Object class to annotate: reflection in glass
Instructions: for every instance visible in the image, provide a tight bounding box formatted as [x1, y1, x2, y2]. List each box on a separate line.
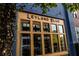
[33, 22, 41, 32]
[51, 24, 57, 32]
[58, 25, 63, 33]
[21, 21, 30, 31]
[43, 23, 50, 32]
[34, 34, 42, 55]
[21, 34, 31, 56]
[53, 34, 60, 52]
[59, 35, 66, 51]
[44, 34, 52, 54]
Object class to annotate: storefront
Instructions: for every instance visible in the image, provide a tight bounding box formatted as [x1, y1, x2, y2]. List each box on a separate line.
[16, 11, 68, 56]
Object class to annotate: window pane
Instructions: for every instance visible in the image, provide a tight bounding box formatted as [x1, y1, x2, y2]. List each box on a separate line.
[21, 21, 30, 31]
[59, 35, 66, 51]
[34, 34, 42, 55]
[44, 34, 52, 54]
[43, 23, 50, 32]
[22, 46, 30, 56]
[53, 34, 60, 52]
[58, 25, 63, 33]
[51, 24, 57, 32]
[33, 22, 41, 32]
[21, 34, 31, 56]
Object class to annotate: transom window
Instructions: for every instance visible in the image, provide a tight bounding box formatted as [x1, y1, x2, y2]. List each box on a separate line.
[21, 21, 30, 31]
[51, 24, 57, 33]
[33, 22, 41, 32]
[43, 23, 50, 32]
[58, 25, 64, 33]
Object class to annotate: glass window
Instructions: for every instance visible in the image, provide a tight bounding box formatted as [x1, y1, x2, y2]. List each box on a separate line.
[43, 23, 50, 32]
[53, 34, 60, 52]
[73, 11, 77, 18]
[58, 25, 63, 33]
[33, 22, 41, 32]
[59, 35, 66, 51]
[77, 31, 79, 38]
[21, 21, 30, 31]
[21, 34, 31, 56]
[34, 34, 42, 55]
[44, 34, 52, 54]
[51, 24, 57, 32]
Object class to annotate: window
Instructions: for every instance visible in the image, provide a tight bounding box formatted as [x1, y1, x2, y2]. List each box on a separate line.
[21, 21, 30, 31]
[44, 34, 52, 54]
[53, 34, 60, 52]
[43, 23, 50, 32]
[18, 13, 68, 56]
[34, 34, 42, 55]
[51, 24, 57, 33]
[59, 35, 66, 51]
[73, 11, 77, 18]
[33, 22, 41, 32]
[21, 34, 31, 56]
[77, 31, 79, 38]
[58, 25, 63, 33]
